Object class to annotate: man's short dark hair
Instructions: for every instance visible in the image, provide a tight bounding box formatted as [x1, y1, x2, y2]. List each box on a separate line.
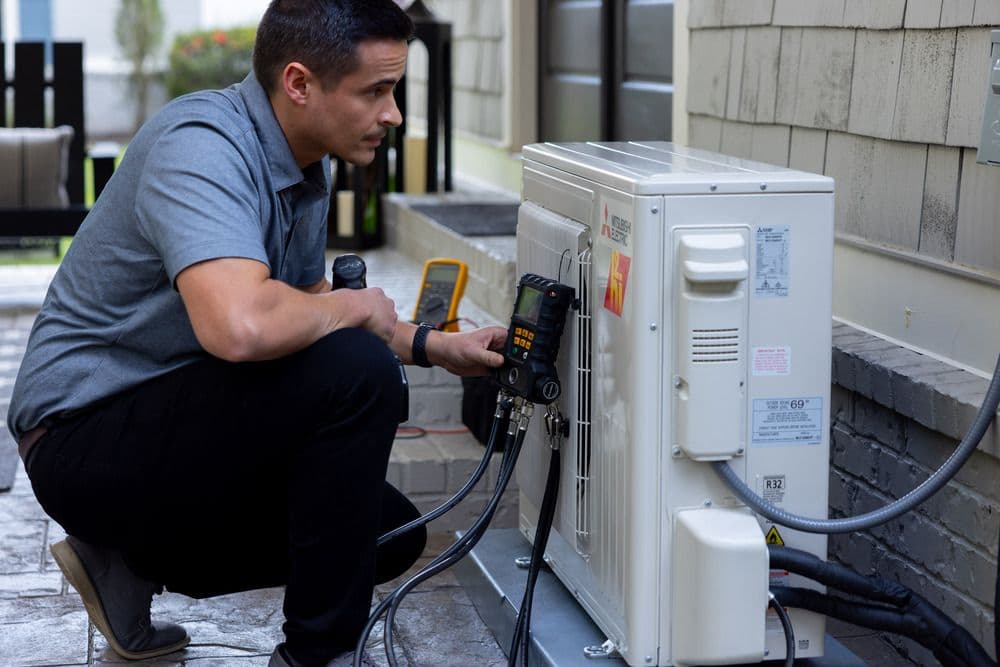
[253, 0, 413, 94]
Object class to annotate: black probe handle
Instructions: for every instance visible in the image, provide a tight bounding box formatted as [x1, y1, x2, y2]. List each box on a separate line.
[331, 253, 367, 291]
[330, 254, 409, 423]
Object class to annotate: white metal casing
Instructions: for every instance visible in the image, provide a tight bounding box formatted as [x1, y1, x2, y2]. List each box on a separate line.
[515, 142, 835, 666]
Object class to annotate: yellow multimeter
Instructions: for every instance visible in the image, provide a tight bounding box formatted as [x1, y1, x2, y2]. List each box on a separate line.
[412, 258, 468, 332]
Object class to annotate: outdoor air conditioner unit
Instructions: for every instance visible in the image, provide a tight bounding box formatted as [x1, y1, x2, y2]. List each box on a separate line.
[515, 142, 835, 666]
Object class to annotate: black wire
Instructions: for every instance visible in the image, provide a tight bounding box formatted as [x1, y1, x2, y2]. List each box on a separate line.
[768, 593, 795, 667]
[508, 446, 561, 666]
[380, 428, 527, 666]
[377, 399, 511, 547]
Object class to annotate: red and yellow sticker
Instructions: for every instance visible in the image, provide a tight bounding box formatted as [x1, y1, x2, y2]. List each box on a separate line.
[603, 250, 632, 317]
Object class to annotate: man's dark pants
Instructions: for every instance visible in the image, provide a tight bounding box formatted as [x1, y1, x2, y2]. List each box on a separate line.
[24, 329, 424, 664]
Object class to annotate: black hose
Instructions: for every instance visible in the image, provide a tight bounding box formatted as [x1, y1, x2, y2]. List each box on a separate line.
[768, 546, 910, 607]
[772, 586, 997, 667]
[377, 397, 511, 547]
[508, 446, 561, 666]
[362, 424, 526, 667]
[768, 593, 795, 667]
[770, 545, 997, 666]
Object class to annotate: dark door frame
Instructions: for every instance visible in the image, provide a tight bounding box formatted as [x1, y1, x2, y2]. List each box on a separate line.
[537, 0, 616, 142]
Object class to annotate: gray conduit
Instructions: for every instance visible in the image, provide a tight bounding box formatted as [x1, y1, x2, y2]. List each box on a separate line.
[712, 355, 1000, 534]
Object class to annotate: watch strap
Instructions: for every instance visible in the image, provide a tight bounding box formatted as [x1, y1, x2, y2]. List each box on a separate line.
[411, 323, 434, 368]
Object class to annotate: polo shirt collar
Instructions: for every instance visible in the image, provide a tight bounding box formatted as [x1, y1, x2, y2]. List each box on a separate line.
[238, 72, 324, 194]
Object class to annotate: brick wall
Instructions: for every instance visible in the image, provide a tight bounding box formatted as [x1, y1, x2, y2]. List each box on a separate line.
[686, 1, 1000, 661]
[407, 1, 506, 142]
[686, 1, 1000, 272]
[830, 323, 999, 662]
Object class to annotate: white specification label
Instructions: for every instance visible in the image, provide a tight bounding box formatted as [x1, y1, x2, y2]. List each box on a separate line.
[752, 397, 823, 446]
[753, 346, 791, 376]
[754, 225, 789, 297]
[761, 475, 787, 504]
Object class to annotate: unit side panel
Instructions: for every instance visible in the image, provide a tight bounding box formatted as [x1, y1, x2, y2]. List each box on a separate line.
[575, 187, 664, 663]
[660, 192, 834, 663]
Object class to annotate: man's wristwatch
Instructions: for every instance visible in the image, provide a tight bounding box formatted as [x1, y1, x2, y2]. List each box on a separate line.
[411, 322, 435, 368]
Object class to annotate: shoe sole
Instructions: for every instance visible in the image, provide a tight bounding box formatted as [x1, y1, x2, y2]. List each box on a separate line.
[51, 540, 190, 660]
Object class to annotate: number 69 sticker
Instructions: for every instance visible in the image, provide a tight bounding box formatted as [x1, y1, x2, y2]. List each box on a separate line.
[752, 397, 823, 446]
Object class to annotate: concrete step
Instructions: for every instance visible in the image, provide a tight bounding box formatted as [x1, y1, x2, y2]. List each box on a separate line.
[383, 191, 519, 325]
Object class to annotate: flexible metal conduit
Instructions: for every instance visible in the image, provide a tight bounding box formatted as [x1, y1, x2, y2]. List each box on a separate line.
[713, 354, 1000, 534]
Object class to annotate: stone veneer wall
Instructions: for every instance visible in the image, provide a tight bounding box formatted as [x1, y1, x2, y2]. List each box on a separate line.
[685, 2, 999, 661]
[406, 0, 506, 142]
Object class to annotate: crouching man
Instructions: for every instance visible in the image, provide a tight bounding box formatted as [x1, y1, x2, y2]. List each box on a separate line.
[6, 1, 506, 665]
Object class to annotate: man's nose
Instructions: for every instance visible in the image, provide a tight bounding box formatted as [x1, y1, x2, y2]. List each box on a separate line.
[381, 95, 403, 127]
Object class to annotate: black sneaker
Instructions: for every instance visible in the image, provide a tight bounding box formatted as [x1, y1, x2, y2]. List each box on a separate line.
[51, 536, 189, 660]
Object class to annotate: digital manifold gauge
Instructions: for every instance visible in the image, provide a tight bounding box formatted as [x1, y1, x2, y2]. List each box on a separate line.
[495, 273, 576, 405]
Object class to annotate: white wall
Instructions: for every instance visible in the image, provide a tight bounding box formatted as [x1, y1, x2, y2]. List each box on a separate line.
[199, 0, 268, 29]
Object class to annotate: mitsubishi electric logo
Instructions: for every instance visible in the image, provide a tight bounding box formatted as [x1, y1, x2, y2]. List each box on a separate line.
[600, 203, 632, 248]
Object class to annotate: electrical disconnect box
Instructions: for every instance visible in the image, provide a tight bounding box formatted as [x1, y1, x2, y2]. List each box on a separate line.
[515, 142, 835, 665]
[976, 29, 1000, 165]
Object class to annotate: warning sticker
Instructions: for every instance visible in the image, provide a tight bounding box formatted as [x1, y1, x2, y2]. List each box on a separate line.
[754, 226, 789, 298]
[762, 475, 786, 504]
[603, 250, 631, 317]
[753, 346, 791, 376]
[765, 526, 785, 546]
[752, 397, 823, 446]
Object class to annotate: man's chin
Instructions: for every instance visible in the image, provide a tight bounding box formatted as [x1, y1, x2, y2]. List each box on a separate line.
[341, 148, 377, 167]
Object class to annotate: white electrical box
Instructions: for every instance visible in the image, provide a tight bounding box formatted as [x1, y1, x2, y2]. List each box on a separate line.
[515, 142, 835, 666]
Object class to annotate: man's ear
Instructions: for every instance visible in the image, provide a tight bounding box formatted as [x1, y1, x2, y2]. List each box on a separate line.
[280, 62, 312, 106]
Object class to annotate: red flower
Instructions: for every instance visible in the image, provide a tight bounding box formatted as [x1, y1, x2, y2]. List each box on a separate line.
[212, 30, 227, 45]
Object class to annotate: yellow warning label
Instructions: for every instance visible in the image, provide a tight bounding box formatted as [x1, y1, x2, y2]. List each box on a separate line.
[765, 526, 785, 546]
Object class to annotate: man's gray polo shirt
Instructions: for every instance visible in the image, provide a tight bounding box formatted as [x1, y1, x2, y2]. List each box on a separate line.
[7, 73, 331, 441]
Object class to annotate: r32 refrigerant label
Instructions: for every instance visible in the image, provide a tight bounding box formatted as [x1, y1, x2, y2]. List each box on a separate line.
[754, 225, 789, 297]
[752, 397, 823, 446]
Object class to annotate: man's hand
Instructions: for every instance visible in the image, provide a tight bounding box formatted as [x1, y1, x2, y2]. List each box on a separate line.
[327, 287, 398, 343]
[425, 325, 508, 377]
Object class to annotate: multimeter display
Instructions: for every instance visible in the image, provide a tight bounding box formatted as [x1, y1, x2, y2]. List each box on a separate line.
[413, 258, 468, 332]
[496, 274, 575, 404]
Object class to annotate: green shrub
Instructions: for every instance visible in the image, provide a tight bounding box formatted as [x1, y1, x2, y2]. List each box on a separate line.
[165, 26, 256, 98]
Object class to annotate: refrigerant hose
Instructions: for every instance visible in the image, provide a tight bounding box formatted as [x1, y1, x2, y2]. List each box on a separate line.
[508, 445, 561, 666]
[377, 396, 512, 547]
[355, 403, 528, 667]
[712, 353, 1000, 534]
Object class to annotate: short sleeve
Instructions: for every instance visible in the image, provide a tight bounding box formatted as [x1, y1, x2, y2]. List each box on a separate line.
[135, 122, 270, 284]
